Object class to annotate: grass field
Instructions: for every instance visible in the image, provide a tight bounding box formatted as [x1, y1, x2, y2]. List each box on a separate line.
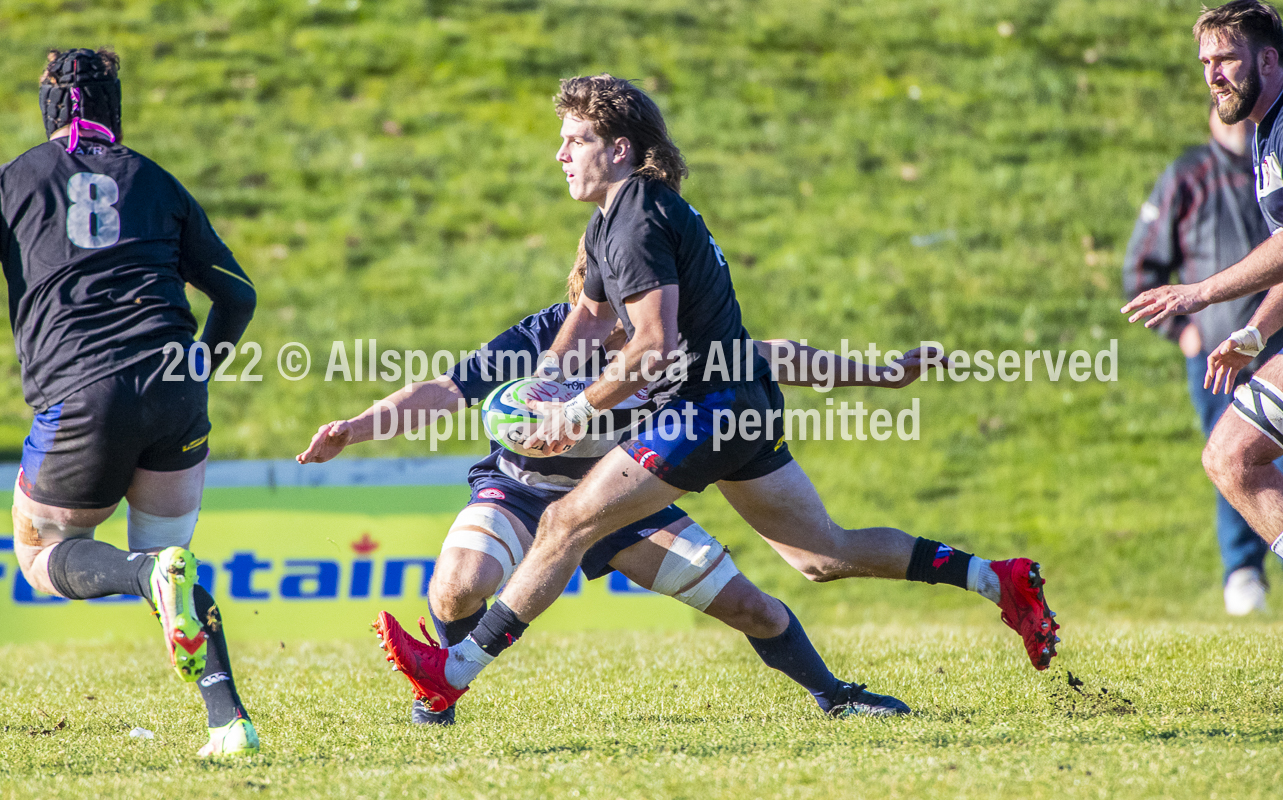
[4, 622, 1283, 799]
[3, 0, 1283, 797]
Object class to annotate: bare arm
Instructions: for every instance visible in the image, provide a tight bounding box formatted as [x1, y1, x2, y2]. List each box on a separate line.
[543, 294, 619, 371]
[1124, 234, 1283, 328]
[1205, 282, 1283, 395]
[297, 377, 465, 463]
[524, 285, 679, 454]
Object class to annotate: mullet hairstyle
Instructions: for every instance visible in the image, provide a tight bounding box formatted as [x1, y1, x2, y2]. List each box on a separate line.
[555, 74, 688, 194]
[567, 235, 588, 305]
[1194, 0, 1283, 54]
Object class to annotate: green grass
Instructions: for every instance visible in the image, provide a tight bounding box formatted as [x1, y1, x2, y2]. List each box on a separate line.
[1, 1, 1277, 796]
[4, 622, 1283, 799]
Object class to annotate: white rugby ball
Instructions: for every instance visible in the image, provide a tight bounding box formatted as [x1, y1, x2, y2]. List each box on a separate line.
[481, 378, 575, 458]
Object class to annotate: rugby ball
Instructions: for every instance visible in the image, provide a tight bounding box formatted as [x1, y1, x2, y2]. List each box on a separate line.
[481, 378, 575, 458]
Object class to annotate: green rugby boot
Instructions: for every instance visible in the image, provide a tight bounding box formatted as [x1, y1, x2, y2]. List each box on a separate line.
[149, 547, 207, 681]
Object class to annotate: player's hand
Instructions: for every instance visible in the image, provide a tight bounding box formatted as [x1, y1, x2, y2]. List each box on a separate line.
[1205, 339, 1254, 395]
[522, 401, 583, 456]
[297, 420, 353, 464]
[878, 346, 949, 388]
[1122, 284, 1209, 328]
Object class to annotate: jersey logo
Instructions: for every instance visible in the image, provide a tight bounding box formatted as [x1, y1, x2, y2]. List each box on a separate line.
[477, 488, 506, 500]
[1258, 153, 1283, 200]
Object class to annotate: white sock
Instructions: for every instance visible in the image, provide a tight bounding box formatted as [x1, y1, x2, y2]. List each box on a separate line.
[443, 636, 494, 690]
[967, 557, 1000, 604]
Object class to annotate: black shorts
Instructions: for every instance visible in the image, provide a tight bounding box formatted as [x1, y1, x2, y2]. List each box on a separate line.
[622, 374, 794, 493]
[19, 353, 211, 509]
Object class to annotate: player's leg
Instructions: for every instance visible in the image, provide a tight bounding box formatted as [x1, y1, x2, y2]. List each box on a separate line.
[717, 458, 1059, 670]
[401, 501, 534, 725]
[606, 517, 909, 716]
[1188, 354, 1271, 613]
[421, 455, 682, 698]
[13, 384, 157, 603]
[124, 457, 255, 757]
[1204, 359, 1283, 553]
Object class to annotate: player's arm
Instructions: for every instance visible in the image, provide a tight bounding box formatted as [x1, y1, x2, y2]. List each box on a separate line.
[182, 256, 257, 371]
[758, 340, 940, 389]
[524, 285, 679, 454]
[174, 183, 257, 370]
[541, 293, 619, 375]
[1124, 234, 1283, 328]
[1204, 282, 1283, 395]
[297, 377, 466, 463]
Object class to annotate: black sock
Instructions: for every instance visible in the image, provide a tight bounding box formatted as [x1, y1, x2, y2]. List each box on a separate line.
[467, 599, 528, 658]
[193, 585, 248, 728]
[45, 538, 154, 601]
[746, 605, 842, 712]
[430, 602, 487, 648]
[905, 537, 972, 589]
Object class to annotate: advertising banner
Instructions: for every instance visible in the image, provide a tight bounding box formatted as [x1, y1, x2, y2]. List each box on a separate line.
[0, 460, 695, 643]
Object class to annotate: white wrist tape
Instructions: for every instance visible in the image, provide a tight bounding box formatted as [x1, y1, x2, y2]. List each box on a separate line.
[563, 393, 597, 428]
[1230, 325, 1265, 357]
[535, 354, 562, 381]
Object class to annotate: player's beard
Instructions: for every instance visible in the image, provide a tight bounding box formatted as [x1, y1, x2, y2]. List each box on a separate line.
[1216, 60, 1262, 125]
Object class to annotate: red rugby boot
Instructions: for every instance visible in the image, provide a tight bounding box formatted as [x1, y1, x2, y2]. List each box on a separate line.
[373, 611, 468, 712]
[990, 558, 1059, 670]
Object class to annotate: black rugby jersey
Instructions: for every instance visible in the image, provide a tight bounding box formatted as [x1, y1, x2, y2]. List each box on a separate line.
[0, 138, 255, 411]
[582, 176, 754, 399]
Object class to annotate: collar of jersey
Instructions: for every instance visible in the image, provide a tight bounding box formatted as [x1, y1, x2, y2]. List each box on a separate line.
[1255, 86, 1283, 164]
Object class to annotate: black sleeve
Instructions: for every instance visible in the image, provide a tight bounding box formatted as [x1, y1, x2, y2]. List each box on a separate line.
[1122, 163, 1188, 341]
[608, 210, 679, 301]
[175, 184, 257, 367]
[582, 237, 608, 303]
[449, 306, 568, 403]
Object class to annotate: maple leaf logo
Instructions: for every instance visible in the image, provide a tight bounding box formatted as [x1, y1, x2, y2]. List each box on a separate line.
[351, 532, 380, 555]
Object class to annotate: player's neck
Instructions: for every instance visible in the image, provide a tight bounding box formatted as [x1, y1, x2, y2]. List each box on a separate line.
[1250, 76, 1283, 126]
[597, 167, 637, 214]
[47, 123, 116, 143]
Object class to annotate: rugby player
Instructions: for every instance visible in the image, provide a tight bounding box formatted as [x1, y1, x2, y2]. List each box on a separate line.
[0, 49, 258, 757]
[299, 245, 938, 723]
[366, 75, 1060, 714]
[1124, 1, 1283, 568]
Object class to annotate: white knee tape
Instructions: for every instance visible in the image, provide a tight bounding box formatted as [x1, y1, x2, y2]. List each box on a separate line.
[652, 523, 740, 612]
[442, 506, 526, 585]
[127, 507, 199, 551]
[1234, 377, 1283, 449]
[674, 557, 739, 612]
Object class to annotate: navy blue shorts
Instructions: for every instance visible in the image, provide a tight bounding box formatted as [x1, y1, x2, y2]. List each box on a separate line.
[20, 352, 211, 509]
[467, 475, 687, 580]
[622, 374, 794, 492]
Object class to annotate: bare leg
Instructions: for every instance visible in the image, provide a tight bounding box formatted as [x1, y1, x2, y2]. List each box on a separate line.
[717, 460, 915, 581]
[497, 448, 685, 621]
[428, 503, 533, 624]
[1204, 377, 1283, 546]
[12, 486, 116, 596]
[607, 520, 788, 639]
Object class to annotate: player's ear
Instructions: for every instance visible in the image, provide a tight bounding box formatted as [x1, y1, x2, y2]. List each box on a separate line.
[611, 136, 633, 166]
[1260, 45, 1280, 75]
